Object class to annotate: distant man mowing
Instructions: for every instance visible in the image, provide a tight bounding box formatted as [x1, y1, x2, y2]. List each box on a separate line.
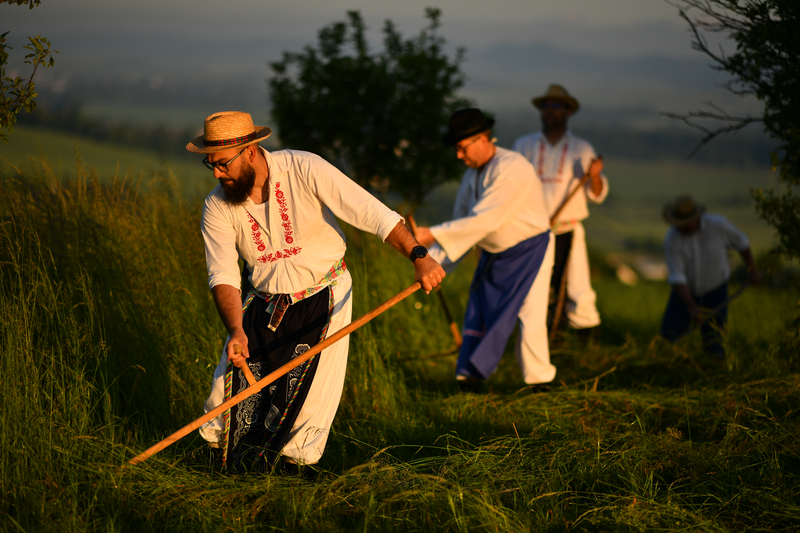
[660, 195, 761, 357]
[187, 111, 444, 472]
[513, 84, 608, 338]
[414, 108, 555, 392]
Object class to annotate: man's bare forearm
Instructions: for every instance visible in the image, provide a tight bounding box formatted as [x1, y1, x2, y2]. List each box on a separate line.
[587, 157, 604, 196]
[211, 284, 250, 367]
[385, 220, 445, 294]
[385, 220, 423, 256]
[211, 284, 244, 334]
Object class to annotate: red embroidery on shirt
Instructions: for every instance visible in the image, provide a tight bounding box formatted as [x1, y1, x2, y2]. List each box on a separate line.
[246, 188, 302, 264]
[274, 182, 296, 245]
[536, 138, 569, 182]
[246, 213, 269, 258]
[256, 246, 302, 264]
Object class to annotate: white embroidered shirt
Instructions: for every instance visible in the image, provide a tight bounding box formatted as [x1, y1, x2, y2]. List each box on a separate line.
[201, 148, 403, 294]
[428, 146, 550, 265]
[513, 131, 608, 234]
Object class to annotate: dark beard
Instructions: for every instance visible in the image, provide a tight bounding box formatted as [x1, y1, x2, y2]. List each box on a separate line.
[220, 162, 256, 205]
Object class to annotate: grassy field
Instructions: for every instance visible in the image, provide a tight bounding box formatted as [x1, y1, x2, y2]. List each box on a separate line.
[0, 125, 211, 199]
[1, 134, 799, 532]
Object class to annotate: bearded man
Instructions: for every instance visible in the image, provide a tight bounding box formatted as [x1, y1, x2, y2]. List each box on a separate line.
[415, 108, 555, 392]
[188, 111, 444, 472]
[513, 84, 608, 337]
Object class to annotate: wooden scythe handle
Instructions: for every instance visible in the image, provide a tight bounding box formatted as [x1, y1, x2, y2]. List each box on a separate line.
[232, 344, 257, 386]
[406, 213, 420, 236]
[549, 156, 602, 227]
[128, 282, 422, 465]
[406, 213, 462, 347]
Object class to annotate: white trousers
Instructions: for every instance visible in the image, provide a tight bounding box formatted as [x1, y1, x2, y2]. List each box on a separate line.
[199, 270, 353, 465]
[565, 222, 601, 329]
[515, 232, 557, 384]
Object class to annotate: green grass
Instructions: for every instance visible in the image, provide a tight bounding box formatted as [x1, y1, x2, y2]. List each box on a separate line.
[0, 125, 211, 199]
[589, 159, 779, 255]
[1, 143, 799, 532]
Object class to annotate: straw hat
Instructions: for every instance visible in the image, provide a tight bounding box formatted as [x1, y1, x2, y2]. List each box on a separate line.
[186, 111, 272, 154]
[443, 108, 495, 146]
[662, 195, 706, 226]
[532, 84, 580, 113]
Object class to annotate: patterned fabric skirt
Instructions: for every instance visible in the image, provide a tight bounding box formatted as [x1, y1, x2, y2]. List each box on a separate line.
[221, 287, 333, 472]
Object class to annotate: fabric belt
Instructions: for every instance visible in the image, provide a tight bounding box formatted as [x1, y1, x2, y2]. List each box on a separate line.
[551, 219, 578, 235]
[243, 258, 346, 331]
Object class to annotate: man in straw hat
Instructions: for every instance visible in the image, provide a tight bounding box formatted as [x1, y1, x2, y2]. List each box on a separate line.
[661, 195, 761, 356]
[414, 108, 555, 392]
[188, 111, 445, 472]
[513, 84, 608, 339]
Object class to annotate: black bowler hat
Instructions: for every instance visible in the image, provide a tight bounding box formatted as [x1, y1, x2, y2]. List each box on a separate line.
[443, 108, 495, 146]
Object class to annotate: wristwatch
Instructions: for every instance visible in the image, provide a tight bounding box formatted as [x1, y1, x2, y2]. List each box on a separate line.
[409, 245, 428, 263]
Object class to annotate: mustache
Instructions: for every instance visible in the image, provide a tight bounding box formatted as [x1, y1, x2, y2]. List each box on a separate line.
[220, 165, 256, 205]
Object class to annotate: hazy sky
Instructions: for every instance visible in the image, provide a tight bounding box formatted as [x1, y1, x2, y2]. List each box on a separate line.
[7, 0, 694, 56]
[4, 0, 754, 130]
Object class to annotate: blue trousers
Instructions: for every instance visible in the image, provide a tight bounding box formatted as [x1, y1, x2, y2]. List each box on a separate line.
[660, 282, 728, 357]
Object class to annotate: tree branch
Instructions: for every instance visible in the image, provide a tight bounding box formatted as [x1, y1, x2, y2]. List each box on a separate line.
[661, 105, 763, 158]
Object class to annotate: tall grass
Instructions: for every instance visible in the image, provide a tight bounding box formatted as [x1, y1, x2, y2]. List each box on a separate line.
[1, 154, 798, 532]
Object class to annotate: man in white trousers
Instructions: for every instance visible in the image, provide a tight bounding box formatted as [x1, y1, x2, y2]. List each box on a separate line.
[188, 111, 444, 473]
[415, 108, 555, 392]
[513, 84, 608, 338]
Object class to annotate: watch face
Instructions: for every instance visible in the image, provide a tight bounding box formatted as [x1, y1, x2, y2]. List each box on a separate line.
[411, 246, 427, 261]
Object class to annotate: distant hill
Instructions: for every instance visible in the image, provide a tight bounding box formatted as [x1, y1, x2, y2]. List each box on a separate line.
[491, 111, 776, 168]
[17, 102, 775, 170]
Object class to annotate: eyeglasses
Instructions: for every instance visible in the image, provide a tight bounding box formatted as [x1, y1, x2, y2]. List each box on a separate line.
[202, 147, 248, 172]
[451, 135, 482, 154]
[539, 101, 567, 110]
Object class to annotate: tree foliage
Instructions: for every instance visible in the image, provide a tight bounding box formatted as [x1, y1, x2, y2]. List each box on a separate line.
[0, 0, 41, 7]
[268, 8, 471, 206]
[667, 0, 800, 259]
[1, 0, 57, 143]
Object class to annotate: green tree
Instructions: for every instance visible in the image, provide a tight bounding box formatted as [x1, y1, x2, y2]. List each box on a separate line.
[665, 0, 799, 260]
[268, 8, 471, 207]
[1, 0, 57, 144]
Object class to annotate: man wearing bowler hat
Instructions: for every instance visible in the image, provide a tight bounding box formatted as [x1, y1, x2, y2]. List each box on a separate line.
[661, 195, 761, 357]
[188, 111, 444, 472]
[414, 108, 555, 392]
[513, 84, 608, 338]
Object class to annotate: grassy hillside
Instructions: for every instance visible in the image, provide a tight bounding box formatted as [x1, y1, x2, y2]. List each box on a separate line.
[1, 133, 798, 532]
[0, 125, 210, 199]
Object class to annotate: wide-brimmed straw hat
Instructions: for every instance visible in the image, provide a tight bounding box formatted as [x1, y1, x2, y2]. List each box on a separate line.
[186, 111, 272, 154]
[532, 84, 580, 113]
[662, 195, 706, 226]
[443, 108, 495, 146]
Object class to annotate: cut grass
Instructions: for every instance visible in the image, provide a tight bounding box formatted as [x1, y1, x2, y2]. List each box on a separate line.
[0, 151, 798, 532]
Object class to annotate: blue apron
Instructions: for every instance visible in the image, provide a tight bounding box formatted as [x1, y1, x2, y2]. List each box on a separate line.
[456, 231, 550, 379]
